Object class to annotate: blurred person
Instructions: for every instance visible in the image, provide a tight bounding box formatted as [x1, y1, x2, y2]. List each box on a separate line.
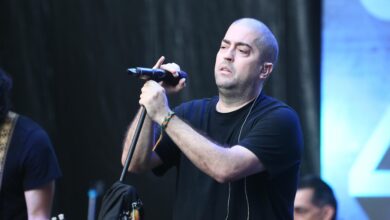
[294, 175, 337, 220]
[0, 68, 62, 220]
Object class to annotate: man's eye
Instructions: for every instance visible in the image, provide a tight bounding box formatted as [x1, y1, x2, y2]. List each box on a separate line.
[294, 207, 309, 214]
[239, 49, 249, 54]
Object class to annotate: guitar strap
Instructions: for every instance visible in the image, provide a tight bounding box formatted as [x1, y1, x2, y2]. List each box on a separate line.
[0, 111, 19, 191]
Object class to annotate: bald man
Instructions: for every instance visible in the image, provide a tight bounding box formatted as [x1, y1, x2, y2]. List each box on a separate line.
[122, 18, 303, 220]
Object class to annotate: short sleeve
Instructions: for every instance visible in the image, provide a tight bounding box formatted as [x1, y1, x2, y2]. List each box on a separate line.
[22, 128, 62, 190]
[239, 107, 303, 177]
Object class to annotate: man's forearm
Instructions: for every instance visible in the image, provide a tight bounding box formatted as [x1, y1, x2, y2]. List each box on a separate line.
[122, 107, 157, 173]
[25, 182, 55, 220]
[164, 115, 232, 182]
[163, 114, 264, 182]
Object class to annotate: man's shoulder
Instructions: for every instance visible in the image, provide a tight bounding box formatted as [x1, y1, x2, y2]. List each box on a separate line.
[12, 114, 51, 145]
[15, 115, 45, 133]
[249, 95, 301, 126]
[259, 95, 297, 114]
[261, 94, 287, 107]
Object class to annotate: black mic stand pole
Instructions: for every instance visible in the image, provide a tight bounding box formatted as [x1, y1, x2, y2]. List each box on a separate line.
[119, 106, 147, 182]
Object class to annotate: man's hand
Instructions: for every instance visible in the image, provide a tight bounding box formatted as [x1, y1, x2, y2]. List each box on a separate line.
[139, 80, 170, 125]
[152, 56, 186, 94]
[140, 56, 186, 124]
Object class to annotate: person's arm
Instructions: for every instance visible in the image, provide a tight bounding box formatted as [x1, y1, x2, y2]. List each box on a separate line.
[163, 114, 265, 183]
[24, 181, 55, 220]
[121, 56, 186, 173]
[140, 81, 266, 183]
[121, 108, 163, 173]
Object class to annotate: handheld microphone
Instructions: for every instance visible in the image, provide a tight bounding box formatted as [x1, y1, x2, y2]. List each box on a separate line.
[127, 67, 187, 86]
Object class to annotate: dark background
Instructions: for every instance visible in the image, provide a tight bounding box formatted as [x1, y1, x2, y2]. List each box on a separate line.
[0, 0, 320, 219]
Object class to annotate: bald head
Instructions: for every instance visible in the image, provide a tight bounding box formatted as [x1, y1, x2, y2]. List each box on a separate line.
[230, 18, 279, 65]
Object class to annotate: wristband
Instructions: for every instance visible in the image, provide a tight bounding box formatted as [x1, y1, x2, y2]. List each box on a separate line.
[161, 111, 175, 130]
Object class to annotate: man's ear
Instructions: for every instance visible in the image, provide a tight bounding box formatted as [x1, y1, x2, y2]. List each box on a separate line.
[259, 62, 273, 80]
[321, 205, 335, 220]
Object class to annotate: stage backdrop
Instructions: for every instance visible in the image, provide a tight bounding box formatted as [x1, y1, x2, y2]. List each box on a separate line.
[0, 0, 320, 219]
[321, 0, 390, 219]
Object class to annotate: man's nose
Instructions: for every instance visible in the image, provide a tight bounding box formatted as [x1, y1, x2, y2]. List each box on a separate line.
[223, 48, 234, 62]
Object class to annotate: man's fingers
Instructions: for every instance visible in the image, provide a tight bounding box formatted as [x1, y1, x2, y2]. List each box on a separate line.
[178, 78, 186, 88]
[161, 63, 181, 77]
[152, 56, 165, 69]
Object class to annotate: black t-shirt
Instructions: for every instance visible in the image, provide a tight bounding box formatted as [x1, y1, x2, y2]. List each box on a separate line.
[154, 93, 303, 220]
[0, 115, 62, 220]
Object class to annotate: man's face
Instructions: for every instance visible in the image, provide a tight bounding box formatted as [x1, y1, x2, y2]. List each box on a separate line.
[294, 188, 332, 220]
[214, 23, 264, 93]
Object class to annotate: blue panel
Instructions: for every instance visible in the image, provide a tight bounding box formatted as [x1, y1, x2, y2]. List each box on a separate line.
[321, 0, 390, 219]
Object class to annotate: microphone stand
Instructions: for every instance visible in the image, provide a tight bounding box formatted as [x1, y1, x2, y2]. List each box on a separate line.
[119, 70, 187, 182]
[119, 107, 147, 182]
